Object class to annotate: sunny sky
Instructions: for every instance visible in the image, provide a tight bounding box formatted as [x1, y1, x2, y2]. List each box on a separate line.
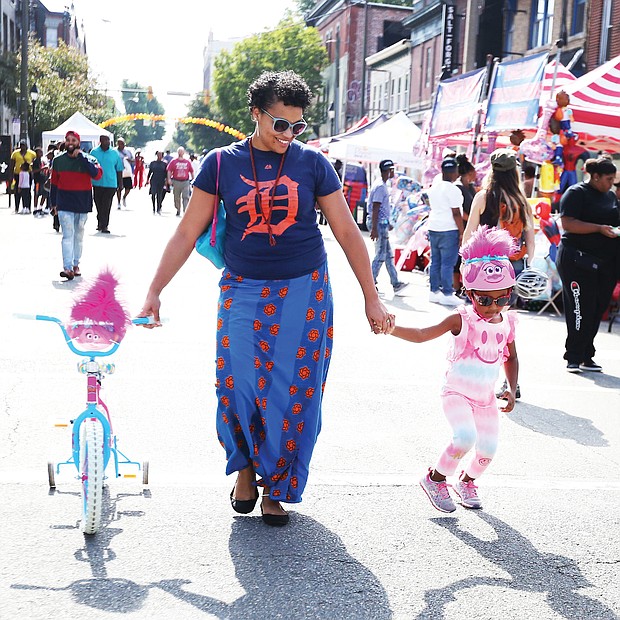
[74, 0, 297, 119]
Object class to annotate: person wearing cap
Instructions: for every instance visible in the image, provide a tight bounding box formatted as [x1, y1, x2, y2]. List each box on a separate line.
[426, 157, 464, 306]
[9, 140, 36, 213]
[366, 159, 409, 295]
[91, 134, 123, 233]
[556, 156, 619, 373]
[463, 148, 535, 277]
[50, 130, 103, 280]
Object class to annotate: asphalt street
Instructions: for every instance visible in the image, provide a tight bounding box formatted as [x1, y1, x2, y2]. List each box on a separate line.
[1, 187, 619, 619]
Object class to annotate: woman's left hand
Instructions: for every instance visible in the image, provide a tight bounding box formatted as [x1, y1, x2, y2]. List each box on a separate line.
[366, 298, 394, 335]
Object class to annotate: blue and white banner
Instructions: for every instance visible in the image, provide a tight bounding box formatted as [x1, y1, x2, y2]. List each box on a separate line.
[429, 68, 486, 138]
[485, 52, 548, 131]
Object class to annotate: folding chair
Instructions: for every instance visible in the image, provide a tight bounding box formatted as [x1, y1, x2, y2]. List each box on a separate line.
[537, 288, 562, 316]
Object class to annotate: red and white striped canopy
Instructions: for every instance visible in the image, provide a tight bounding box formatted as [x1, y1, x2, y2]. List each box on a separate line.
[541, 60, 576, 97]
[561, 54, 620, 151]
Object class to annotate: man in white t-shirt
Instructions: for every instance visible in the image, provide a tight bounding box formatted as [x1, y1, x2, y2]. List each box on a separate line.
[426, 157, 464, 306]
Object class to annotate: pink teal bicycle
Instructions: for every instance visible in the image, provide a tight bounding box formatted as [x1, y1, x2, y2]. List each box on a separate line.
[17, 270, 153, 534]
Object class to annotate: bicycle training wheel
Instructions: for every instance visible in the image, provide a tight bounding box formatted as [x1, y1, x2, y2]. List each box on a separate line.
[47, 462, 56, 488]
[79, 419, 104, 534]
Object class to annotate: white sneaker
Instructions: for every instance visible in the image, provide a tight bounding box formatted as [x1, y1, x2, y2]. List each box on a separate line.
[439, 293, 461, 307]
[122, 197, 127, 207]
[429, 290, 443, 303]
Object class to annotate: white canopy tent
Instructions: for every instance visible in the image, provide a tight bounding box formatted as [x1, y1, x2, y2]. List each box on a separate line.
[42, 112, 113, 152]
[327, 111, 422, 166]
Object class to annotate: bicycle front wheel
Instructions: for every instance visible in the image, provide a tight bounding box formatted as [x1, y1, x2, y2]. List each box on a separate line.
[79, 419, 104, 534]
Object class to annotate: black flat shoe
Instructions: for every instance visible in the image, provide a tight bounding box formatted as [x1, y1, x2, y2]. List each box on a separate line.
[260, 503, 289, 527]
[230, 486, 259, 514]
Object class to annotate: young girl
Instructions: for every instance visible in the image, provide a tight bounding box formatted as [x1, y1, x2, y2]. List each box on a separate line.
[387, 225, 519, 512]
[17, 162, 32, 214]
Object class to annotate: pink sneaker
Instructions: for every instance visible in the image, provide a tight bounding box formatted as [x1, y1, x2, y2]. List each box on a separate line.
[453, 473, 482, 509]
[419, 469, 456, 513]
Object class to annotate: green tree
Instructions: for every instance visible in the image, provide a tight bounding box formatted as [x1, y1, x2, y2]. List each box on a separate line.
[25, 37, 108, 144]
[213, 14, 328, 137]
[172, 93, 237, 153]
[117, 79, 166, 148]
[295, 0, 317, 14]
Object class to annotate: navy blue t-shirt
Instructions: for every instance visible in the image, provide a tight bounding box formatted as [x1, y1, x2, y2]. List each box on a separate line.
[194, 139, 342, 279]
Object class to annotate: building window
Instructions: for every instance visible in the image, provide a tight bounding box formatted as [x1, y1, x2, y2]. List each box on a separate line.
[425, 47, 433, 88]
[384, 79, 389, 111]
[325, 31, 332, 62]
[3, 14, 7, 53]
[505, 0, 518, 52]
[599, 0, 613, 63]
[404, 74, 409, 110]
[530, 0, 555, 49]
[571, 0, 586, 34]
[47, 27, 58, 48]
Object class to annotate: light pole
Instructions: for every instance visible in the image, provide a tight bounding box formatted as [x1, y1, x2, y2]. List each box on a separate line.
[30, 84, 39, 147]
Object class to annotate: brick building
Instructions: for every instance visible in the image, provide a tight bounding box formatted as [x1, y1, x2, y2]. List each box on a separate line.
[585, 0, 620, 68]
[305, 0, 412, 136]
[33, 1, 86, 54]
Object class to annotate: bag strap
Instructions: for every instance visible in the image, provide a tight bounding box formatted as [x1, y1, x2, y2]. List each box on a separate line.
[210, 150, 221, 247]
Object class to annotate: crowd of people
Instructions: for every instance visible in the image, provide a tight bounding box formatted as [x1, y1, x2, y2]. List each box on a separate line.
[7, 134, 210, 280]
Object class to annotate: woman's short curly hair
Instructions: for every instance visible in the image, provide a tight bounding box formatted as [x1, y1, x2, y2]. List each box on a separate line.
[247, 71, 313, 112]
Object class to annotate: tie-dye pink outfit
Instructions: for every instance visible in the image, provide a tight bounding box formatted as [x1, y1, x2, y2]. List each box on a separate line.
[435, 304, 517, 479]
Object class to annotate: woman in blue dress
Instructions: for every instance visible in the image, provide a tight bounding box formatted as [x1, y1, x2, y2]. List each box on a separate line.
[140, 71, 391, 526]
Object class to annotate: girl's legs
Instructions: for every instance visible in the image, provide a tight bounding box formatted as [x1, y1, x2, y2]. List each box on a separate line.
[462, 401, 499, 479]
[433, 393, 478, 480]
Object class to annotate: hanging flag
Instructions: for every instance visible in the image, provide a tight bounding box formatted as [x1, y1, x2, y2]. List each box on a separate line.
[485, 52, 548, 131]
[429, 68, 486, 138]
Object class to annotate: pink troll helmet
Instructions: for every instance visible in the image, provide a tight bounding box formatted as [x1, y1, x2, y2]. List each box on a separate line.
[460, 226, 516, 291]
[67, 269, 130, 350]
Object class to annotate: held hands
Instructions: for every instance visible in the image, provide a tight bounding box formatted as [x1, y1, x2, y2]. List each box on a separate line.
[367, 293, 395, 335]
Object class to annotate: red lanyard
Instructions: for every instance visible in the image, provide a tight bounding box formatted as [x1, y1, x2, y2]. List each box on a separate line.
[248, 137, 287, 246]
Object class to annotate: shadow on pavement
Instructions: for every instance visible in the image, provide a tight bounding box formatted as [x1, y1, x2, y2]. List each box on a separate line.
[509, 402, 609, 447]
[12, 512, 392, 619]
[155, 513, 393, 619]
[415, 512, 617, 620]
[575, 371, 620, 390]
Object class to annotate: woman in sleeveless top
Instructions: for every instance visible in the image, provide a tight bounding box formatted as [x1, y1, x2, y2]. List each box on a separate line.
[463, 148, 534, 276]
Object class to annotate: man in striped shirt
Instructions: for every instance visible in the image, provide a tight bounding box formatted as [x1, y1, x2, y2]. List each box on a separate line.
[50, 130, 103, 280]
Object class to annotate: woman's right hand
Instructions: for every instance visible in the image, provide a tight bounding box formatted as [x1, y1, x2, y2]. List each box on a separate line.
[137, 292, 162, 328]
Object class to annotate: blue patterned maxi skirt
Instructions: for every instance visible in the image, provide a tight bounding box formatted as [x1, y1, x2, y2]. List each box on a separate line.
[215, 262, 333, 503]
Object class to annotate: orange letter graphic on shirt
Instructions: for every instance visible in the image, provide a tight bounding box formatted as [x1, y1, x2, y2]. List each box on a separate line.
[236, 175, 299, 240]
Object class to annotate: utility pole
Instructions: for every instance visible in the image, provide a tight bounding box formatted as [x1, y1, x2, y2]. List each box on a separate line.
[334, 27, 340, 135]
[19, 0, 29, 144]
[360, 0, 369, 118]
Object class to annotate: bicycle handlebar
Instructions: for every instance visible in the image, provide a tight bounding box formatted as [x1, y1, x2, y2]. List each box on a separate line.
[14, 314, 157, 358]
